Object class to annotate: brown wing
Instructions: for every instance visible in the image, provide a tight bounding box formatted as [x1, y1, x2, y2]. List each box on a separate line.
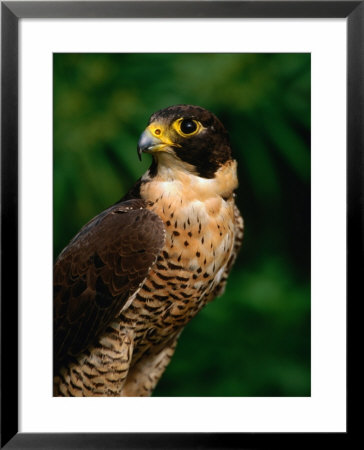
[54, 198, 165, 365]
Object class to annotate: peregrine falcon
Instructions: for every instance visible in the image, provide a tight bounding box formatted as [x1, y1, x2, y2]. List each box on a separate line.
[53, 105, 244, 396]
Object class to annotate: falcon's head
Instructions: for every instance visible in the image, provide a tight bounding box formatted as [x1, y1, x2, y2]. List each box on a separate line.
[137, 105, 233, 179]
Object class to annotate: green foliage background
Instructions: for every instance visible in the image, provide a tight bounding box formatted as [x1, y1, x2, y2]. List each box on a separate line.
[54, 53, 311, 396]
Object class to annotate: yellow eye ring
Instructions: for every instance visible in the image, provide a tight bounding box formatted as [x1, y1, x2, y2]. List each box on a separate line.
[173, 118, 201, 137]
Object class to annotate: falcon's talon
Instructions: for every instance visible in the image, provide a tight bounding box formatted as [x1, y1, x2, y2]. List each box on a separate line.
[54, 104, 243, 397]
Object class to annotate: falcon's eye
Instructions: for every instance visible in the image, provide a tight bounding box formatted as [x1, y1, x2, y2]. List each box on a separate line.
[180, 119, 197, 134]
[174, 118, 201, 137]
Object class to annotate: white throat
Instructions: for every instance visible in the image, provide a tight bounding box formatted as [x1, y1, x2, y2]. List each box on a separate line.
[141, 156, 238, 203]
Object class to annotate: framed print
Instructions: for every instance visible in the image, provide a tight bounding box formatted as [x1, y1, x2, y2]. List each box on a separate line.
[1, 1, 359, 448]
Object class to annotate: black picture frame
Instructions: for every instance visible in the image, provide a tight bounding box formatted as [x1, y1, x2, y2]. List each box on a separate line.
[1, 1, 359, 448]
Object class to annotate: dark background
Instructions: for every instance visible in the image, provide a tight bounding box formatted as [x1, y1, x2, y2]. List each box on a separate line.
[54, 53, 310, 396]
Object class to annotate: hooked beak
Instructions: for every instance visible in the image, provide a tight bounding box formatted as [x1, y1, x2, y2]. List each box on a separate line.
[137, 128, 167, 161]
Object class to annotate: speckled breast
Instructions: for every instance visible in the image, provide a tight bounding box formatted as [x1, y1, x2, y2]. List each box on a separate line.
[120, 193, 236, 356]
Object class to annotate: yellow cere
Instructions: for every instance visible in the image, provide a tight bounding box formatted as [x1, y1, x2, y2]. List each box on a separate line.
[147, 123, 176, 148]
